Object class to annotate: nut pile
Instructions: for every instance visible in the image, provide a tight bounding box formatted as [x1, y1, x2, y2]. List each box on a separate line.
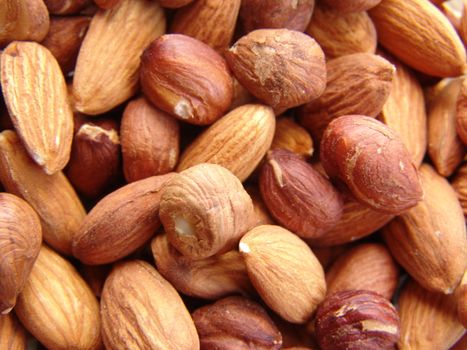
[0, 0, 466, 349]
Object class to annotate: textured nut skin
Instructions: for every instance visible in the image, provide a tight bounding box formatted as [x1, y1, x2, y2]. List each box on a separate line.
[239, 225, 326, 324]
[73, 173, 174, 265]
[299, 53, 395, 142]
[0, 193, 41, 314]
[121, 97, 179, 182]
[140, 34, 233, 125]
[271, 118, 314, 159]
[44, 0, 88, 14]
[320, 115, 423, 214]
[226, 29, 326, 112]
[321, 0, 381, 13]
[452, 163, 467, 217]
[259, 149, 343, 239]
[15, 245, 102, 350]
[325, 243, 399, 300]
[192, 296, 282, 350]
[315, 290, 400, 350]
[457, 271, 467, 328]
[101, 260, 199, 350]
[239, 0, 315, 32]
[456, 78, 467, 145]
[0, 313, 27, 350]
[160, 163, 254, 259]
[383, 164, 467, 294]
[151, 234, 253, 299]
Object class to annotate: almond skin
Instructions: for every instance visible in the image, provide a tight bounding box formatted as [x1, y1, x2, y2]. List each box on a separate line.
[320, 115, 423, 215]
[271, 117, 314, 159]
[259, 149, 343, 239]
[451, 162, 467, 217]
[226, 29, 326, 113]
[0, 313, 27, 350]
[456, 77, 467, 145]
[101, 260, 200, 350]
[239, 225, 326, 324]
[369, 0, 466, 77]
[1, 41, 74, 174]
[321, 0, 381, 13]
[383, 164, 467, 294]
[140, 34, 233, 125]
[457, 271, 467, 328]
[73, 173, 174, 265]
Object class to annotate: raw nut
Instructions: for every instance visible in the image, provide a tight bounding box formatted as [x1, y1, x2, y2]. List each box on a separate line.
[245, 185, 276, 227]
[428, 78, 465, 177]
[1, 41, 74, 174]
[178, 104, 276, 182]
[0, 130, 86, 255]
[140, 34, 233, 125]
[457, 271, 467, 327]
[72, 173, 174, 265]
[151, 233, 253, 299]
[383, 164, 467, 294]
[0, 0, 50, 46]
[80, 264, 111, 298]
[121, 97, 179, 182]
[41, 16, 91, 74]
[457, 77, 467, 145]
[239, 0, 315, 32]
[298, 53, 395, 142]
[226, 29, 326, 113]
[271, 117, 314, 159]
[239, 225, 326, 324]
[0, 313, 27, 349]
[101, 260, 199, 350]
[259, 149, 343, 239]
[0, 193, 42, 314]
[369, 0, 466, 77]
[160, 163, 254, 259]
[306, 5, 377, 58]
[320, 115, 423, 214]
[171, 0, 241, 52]
[192, 296, 282, 350]
[398, 279, 465, 349]
[93, 0, 120, 9]
[73, 0, 166, 115]
[15, 245, 102, 350]
[452, 163, 467, 217]
[158, 0, 194, 8]
[315, 290, 400, 350]
[325, 243, 399, 300]
[320, 0, 381, 13]
[44, 0, 88, 14]
[65, 121, 121, 198]
[378, 53, 427, 167]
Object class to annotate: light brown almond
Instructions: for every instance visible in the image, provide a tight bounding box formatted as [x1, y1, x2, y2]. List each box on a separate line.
[321, 0, 381, 13]
[456, 271, 467, 327]
[456, 77, 467, 145]
[451, 162, 467, 217]
[271, 117, 314, 159]
[0, 313, 27, 350]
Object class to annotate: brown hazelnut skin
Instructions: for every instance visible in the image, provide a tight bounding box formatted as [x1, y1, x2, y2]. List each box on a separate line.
[315, 290, 400, 350]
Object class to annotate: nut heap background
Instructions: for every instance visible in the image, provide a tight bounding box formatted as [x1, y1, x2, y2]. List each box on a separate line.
[0, 0, 467, 349]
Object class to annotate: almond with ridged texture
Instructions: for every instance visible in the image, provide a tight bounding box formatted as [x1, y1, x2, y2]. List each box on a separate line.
[271, 118, 313, 159]
[0, 193, 41, 314]
[369, 0, 466, 77]
[151, 234, 253, 299]
[259, 149, 343, 239]
[239, 0, 315, 32]
[0, 130, 85, 255]
[171, 0, 241, 53]
[321, 0, 381, 13]
[73, 0, 166, 115]
[383, 164, 467, 294]
[0, 313, 27, 350]
[320, 115, 423, 214]
[452, 163, 467, 217]
[160, 164, 254, 259]
[178, 104, 275, 181]
[44, 0, 88, 14]
[101, 260, 199, 350]
[141, 34, 232, 125]
[15, 245, 101, 350]
[378, 54, 427, 167]
[121, 97, 179, 182]
[299, 53, 394, 141]
[1, 41, 74, 174]
[456, 77, 467, 145]
[398, 279, 465, 350]
[0, 0, 50, 46]
[192, 296, 282, 350]
[306, 6, 377, 58]
[226, 29, 326, 113]
[158, 0, 194, 8]
[73, 173, 174, 265]
[326, 243, 399, 299]
[428, 78, 465, 177]
[239, 225, 326, 324]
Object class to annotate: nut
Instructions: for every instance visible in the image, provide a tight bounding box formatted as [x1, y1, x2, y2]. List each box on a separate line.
[315, 290, 400, 350]
[452, 162, 467, 217]
[456, 77, 467, 145]
[140, 34, 233, 125]
[271, 117, 314, 159]
[456, 271, 467, 328]
[321, 0, 381, 13]
[158, 0, 194, 8]
[0, 313, 27, 349]
[44, 0, 88, 14]
[93, 0, 121, 9]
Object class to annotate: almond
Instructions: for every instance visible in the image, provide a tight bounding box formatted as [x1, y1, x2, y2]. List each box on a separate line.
[245, 185, 276, 227]
[456, 271, 467, 327]
[0, 313, 27, 349]
[1, 41, 74, 174]
[271, 117, 314, 159]
[101, 260, 199, 350]
[73, 0, 166, 115]
[44, 0, 88, 14]
[321, 0, 381, 13]
[452, 162, 467, 217]
[456, 77, 467, 145]
[239, 225, 326, 324]
[383, 164, 467, 294]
